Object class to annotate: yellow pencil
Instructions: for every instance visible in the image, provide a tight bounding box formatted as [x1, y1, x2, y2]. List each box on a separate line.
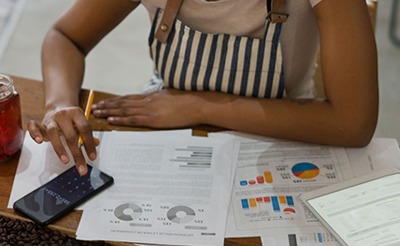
[78, 89, 94, 146]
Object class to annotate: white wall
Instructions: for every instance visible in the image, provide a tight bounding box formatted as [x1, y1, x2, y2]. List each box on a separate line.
[0, 0, 153, 95]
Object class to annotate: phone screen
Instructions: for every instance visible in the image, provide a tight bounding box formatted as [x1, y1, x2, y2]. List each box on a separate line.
[13, 164, 114, 226]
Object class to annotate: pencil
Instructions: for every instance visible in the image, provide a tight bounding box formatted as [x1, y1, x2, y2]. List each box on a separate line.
[78, 89, 94, 146]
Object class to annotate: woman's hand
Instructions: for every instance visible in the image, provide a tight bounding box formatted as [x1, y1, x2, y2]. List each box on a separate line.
[27, 106, 99, 176]
[92, 90, 203, 129]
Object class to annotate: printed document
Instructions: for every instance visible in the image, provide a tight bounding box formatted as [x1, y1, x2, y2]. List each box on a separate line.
[209, 132, 354, 238]
[76, 131, 236, 246]
[262, 138, 400, 246]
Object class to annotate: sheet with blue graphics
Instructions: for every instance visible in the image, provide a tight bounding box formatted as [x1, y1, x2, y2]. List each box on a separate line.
[209, 132, 354, 238]
[210, 132, 400, 246]
[261, 138, 400, 246]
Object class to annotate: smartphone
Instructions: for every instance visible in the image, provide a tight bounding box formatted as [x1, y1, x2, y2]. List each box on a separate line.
[13, 164, 114, 226]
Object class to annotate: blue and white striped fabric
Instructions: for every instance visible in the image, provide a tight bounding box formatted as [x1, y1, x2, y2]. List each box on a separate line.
[148, 8, 285, 99]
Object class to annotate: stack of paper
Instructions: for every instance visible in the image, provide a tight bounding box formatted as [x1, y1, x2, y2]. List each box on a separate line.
[9, 130, 400, 246]
[209, 132, 400, 246]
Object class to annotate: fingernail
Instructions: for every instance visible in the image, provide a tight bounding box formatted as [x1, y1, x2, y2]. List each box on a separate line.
[60, 155, 69, 163]
[79, 165, 86, 176]
[89, 152, 97, 160]
[35, 136, 42, 142]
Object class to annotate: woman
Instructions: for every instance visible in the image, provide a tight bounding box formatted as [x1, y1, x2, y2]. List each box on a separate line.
[28, 0, 378, 176]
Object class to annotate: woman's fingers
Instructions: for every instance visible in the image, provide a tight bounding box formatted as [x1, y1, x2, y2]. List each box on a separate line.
[74, 116, 97, 161]
[92, 95, 149, 118]
[28, 118, 71, 164]
[28, 106, 98, 176]
[45, 120, 71, 164]
[107, 115, 152, 126]
[27, 120, 50, 143]
[55, 107, 96, 175]
[92, 90, 201, 129]
[92, 95, 148, 110]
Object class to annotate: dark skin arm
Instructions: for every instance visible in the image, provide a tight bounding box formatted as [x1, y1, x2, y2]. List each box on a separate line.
[28, 0, 139, 175]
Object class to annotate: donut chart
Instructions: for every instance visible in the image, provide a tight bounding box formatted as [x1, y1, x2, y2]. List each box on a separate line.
[114, 203, 143, 221]
[291, 162, 320, 179]
[167, 206, 196, 224]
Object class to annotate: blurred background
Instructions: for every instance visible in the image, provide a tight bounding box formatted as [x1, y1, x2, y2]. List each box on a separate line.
[0, 0, 399, 142]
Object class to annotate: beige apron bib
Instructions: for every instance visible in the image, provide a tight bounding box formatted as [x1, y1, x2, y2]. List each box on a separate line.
[148, 0, 287, 98]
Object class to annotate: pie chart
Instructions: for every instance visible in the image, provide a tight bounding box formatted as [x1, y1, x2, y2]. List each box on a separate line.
[167, 206, 196, 224]
[291, 162, 320, 179]
[114, 203, 143, 221]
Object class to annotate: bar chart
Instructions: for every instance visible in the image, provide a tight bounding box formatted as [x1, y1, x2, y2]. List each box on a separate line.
[239, 170, 274, 186]
[240, 195, 296, 213]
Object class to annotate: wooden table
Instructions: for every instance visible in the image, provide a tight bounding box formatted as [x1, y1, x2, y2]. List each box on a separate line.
[0, 76, 261, 245]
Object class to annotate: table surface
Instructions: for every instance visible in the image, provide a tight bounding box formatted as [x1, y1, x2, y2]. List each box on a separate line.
[0, 76, 262, 245]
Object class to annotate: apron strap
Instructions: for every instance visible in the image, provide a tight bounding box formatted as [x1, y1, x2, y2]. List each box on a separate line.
[155, 0, 288, 42]
[155, 0, 183, 43]
[267, 0, 289, 23]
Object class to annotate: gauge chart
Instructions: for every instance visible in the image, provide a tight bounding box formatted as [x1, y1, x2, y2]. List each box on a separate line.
[114, 203, 143, 221]
[167, 205, 196, 224]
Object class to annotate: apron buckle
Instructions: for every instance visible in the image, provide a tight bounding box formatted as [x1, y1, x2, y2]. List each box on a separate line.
[267, 12, 289, 23]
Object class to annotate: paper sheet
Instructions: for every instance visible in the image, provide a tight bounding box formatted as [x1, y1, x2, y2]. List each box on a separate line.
[260, 138, 400, 246]
[8, 130, 192, 209]
[10, 129, 400, 245]
[75, 132, 236, 246]
[253, 138, 400, 246]
[209, 132, 354, 238]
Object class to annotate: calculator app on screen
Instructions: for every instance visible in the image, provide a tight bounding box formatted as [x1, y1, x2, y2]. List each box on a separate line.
[13, 164, 114, 226]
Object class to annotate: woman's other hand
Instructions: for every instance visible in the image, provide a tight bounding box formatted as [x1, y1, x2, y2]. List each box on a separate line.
[92, 90, 204, 129]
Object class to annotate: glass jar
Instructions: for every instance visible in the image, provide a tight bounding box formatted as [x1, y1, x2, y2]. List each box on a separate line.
[0, 74, 23, 161]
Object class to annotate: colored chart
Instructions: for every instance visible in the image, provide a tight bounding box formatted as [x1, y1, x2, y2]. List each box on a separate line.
[291, 162, 320, 179]
[241, 196, 295, 213]
[239, 170, 273, 186]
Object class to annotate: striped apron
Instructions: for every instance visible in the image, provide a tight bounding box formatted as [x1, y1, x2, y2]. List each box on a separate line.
[148, 4, 285, 99]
